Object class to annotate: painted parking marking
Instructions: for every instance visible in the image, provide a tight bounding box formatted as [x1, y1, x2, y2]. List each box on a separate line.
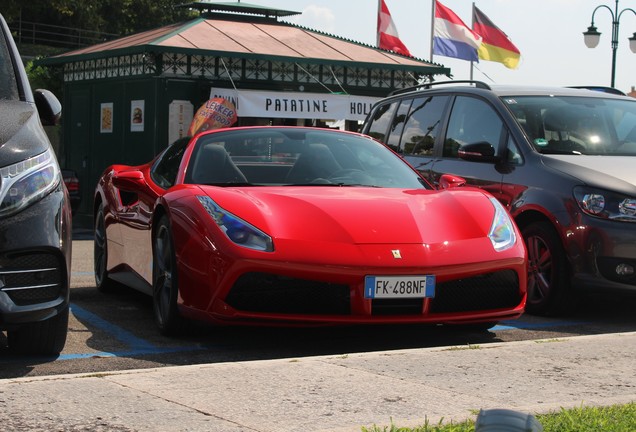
[493, 319, 586, 331]
[62, 303, 205, 361]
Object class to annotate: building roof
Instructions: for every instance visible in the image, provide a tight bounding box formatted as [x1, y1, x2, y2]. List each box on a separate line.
[42, 13, 449, 76]
[175, 1, 302, 18]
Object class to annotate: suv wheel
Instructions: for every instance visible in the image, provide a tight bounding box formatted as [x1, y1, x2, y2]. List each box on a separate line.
[7, 307, 69, 355]
[522, 221, 571, 316]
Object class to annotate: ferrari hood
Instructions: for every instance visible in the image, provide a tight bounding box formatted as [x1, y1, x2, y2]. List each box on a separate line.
[202, 186, 495, 245]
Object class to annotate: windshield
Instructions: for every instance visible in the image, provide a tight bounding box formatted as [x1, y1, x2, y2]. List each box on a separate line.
[503, 95, 636, 155]
[0, 24, 19, 100]
[184, 127, 428, 189]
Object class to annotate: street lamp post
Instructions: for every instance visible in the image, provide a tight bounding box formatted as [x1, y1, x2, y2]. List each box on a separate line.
[583, 0, 636, 88]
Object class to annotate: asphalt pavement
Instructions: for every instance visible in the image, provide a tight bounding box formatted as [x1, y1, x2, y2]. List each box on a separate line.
[1, 331, 635, 431]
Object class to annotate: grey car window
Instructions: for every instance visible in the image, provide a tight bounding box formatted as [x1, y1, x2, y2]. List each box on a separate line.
[444, 96, 504, 158]
[504, 95, 636, 155]
[366, 102, 398, 144]
[402, 95, 448, 156]
[386, 98, 412, 152]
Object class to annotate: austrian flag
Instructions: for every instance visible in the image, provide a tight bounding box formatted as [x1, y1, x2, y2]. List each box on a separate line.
[377, 0, 412, 57]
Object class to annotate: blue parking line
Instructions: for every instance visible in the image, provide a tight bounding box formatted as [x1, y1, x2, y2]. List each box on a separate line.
[66, 303, 205, 360]
[493, 319, 586, 331]
[71, 303, 157, 350]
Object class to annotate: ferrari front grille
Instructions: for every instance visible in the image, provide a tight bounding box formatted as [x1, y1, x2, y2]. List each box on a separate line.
[428, 269, 521, 313]
[227, 272, 350, 315]
[0, 252, 65, 306]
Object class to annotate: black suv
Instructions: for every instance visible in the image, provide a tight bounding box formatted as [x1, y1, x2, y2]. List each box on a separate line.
[0, 13, 72, 354]
[362, 80, 636, 316]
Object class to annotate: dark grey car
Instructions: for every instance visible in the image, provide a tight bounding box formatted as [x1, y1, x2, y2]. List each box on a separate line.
[0, 13, 72, 354]
[363, 81, 636, 316]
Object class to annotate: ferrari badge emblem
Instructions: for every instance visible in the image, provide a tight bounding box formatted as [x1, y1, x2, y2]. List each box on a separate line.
[392, 250, 402, 259]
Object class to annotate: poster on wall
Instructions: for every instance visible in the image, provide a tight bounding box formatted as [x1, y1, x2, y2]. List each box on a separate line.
[100, 103, 113, 133]
[130, 100, 145, 132]
[168, 100, 194, 145]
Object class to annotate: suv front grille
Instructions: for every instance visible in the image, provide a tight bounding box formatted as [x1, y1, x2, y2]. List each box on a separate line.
[0, 252, 65, 306]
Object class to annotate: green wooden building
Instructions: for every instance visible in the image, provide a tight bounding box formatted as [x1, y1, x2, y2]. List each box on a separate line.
[38, 2, 450, 227]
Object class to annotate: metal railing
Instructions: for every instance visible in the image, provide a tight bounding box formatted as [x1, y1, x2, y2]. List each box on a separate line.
[8, 19, 119, 49]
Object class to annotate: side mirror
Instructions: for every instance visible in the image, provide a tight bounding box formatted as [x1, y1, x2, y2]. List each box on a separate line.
[112, 169, 145, 191]
[439, 173, 466, 189]
[458, 142, 499, 163]
[34, 89, 62, 126]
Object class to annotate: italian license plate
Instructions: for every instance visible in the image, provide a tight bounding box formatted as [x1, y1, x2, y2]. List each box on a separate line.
[364, 275, 436, 299]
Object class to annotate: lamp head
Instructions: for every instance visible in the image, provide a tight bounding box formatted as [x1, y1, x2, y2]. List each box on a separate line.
[583, 25, 601, 48]
[629, 32, 636, 53]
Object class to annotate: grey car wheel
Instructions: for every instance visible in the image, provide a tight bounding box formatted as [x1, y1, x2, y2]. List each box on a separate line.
[8, 307, 69, 355]
[522, 221, 570, 316]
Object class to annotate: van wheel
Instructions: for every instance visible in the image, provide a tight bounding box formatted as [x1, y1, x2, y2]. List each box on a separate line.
[522, 221, 570, 316]
[8, 307, 69, 355]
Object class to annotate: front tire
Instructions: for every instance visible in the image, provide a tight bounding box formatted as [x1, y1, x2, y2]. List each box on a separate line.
[522, 221, 570, 316]
[152, 215, 184, 336]
[7, 307, 69, 355]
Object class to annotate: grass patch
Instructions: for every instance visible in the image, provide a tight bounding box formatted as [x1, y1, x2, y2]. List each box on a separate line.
[362, 402, 636, 432]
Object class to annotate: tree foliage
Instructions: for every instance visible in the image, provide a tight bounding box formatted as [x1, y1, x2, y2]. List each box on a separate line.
[1, 0, 194, 37]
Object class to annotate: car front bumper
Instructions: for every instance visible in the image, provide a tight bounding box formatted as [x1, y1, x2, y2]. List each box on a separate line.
[0, 187, 72, 329]
[566, 214, 636, 293]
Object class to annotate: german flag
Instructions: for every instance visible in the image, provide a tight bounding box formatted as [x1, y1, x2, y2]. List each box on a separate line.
[472, 6, 520, 69]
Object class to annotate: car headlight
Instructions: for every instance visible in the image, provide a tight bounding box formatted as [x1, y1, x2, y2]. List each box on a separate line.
[0, 148, 60, 217]
[197, 195, 273, 252]
[488, 197, 517, 252]
[574, 186, 636, 222]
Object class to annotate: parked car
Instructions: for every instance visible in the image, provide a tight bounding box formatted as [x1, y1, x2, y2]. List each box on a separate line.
[93, 126, 526, 335]
[0, 13, 72, 354]
[62, 169, 81, 214]
[362, 80, 636, 316]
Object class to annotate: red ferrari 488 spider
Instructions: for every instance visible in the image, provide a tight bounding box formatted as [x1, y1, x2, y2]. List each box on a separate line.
[94, 126, 527, 334]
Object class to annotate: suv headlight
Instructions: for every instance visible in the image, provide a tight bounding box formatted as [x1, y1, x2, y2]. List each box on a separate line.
[574, 186, 636, 221]
[0, 148, 60, 217]
[488, 197, 517, 251]
[197, 195, 273, 252]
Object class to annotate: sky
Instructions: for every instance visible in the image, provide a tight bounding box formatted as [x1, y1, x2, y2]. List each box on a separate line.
[247, 0, 636, 94]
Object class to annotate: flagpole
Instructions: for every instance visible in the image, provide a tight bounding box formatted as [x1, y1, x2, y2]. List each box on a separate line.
[470, 2, 475, 80]
[377, 0, 381, 47]
[429, 0, 435, 62]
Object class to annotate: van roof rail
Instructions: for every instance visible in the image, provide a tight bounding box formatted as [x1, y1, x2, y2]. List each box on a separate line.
[388, 80, 491, 96]
[567, 86, 626, 96]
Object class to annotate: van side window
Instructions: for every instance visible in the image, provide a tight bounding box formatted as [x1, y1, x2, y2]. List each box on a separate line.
[506, 135, 523, 164]
[366, 102, 398, 144]
[386, 99, 413, 152]
[402, 95, 449, 155]
[444, 96, 504, 158]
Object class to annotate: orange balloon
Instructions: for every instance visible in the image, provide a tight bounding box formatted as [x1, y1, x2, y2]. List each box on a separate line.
[187, 98, 238, 136]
